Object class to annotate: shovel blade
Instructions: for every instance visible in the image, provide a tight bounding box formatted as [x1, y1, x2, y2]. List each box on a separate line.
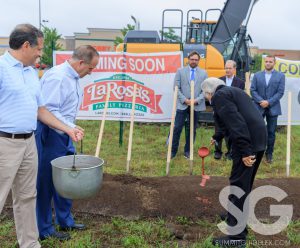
[198, 146, 210, 158]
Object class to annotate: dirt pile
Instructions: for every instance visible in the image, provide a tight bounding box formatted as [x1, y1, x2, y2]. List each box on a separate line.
[72, 174, 300, 221]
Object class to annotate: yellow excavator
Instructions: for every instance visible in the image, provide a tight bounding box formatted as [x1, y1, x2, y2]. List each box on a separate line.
[116, 0, 258, 121]
[117, 0, 258, 77]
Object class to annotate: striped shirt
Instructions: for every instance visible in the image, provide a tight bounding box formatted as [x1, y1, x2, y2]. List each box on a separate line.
[40, 61, 82, 128]
[0, 51, 43, 133]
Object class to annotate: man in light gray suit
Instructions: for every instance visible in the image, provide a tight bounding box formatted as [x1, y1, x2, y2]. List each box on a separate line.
[250, 55, 285, 163]
[171, 51, 208, 159]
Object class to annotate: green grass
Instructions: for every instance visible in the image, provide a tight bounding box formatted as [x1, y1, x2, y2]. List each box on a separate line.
[77, 120, 300, 178]
[0, 216, 18, 248]
[286, 220, 300, 245]
[176, 216, 192, 226]
[0, 219, 14, 236]
[1, 216, 298, 247]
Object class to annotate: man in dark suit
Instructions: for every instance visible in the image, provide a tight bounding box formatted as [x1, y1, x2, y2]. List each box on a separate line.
[171, 51, 208, 159]
[201, 77, 267, 247]
[214, 60, 245, 160]
[250, 55, 285, 163]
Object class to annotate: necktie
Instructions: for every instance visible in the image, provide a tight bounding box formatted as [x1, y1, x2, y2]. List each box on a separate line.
[191, 68, 195, 81]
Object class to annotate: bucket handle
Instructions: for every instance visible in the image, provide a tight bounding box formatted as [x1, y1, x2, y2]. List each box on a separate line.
[69, 169, 80, 178]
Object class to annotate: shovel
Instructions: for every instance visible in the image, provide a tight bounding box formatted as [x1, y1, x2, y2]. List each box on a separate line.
[198, 146, 211, 187]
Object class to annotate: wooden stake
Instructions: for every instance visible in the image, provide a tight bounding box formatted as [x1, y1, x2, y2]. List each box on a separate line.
[166, 86, 178, 176]
[126, 84, 137, 173]
[95, 87, 110, 157]
[245, 72, 251, 96]
[189, 80, 195, 175]
[286, 91, 292, 177]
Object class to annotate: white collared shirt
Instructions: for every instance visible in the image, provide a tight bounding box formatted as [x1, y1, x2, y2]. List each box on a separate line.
[40, 61, 82, 128]
[225, 76, 234, 87]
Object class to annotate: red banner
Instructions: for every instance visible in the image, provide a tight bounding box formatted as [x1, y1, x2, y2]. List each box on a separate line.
[55, 53, 181, 74]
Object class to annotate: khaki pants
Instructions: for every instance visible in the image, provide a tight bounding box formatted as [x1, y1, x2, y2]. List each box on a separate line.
[0, 135, 41, 248]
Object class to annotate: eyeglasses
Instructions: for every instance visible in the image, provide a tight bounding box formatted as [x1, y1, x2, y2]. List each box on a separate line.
[189, 59, 199, 61]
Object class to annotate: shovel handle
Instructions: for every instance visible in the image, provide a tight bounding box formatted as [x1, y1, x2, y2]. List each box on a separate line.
[166, 86, 178, 176]
[126, 84, 137, 173]
[95, 88, 110, 157]
[80, 139, 83, 154]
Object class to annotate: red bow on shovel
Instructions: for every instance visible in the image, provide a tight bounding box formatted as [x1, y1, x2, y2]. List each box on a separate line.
[198, 146, 211, 187]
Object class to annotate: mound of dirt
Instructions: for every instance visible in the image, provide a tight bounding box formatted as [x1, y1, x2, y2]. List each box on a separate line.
[72, 174, 300, 221]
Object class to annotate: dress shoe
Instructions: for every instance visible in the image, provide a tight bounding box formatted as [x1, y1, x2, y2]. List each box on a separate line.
[214, 151, 222, 160]
[265, 153, 273, 164]
[40, 231, 71, 241]
[60, 223, 86, 231]
[212, 236, 246, 247]
[183, 151, 190, 159]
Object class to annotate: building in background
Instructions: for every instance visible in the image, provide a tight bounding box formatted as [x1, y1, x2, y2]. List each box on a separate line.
[0, 27, 122, 55]
[250, 46, 300, 60]
[64, 28, 122, 51]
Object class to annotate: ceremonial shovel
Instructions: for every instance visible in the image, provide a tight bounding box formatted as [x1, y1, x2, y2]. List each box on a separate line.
[198, 146, 210, 187]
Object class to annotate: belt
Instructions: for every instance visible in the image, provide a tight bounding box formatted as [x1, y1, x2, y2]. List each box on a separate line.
[0, 131, 33, 139]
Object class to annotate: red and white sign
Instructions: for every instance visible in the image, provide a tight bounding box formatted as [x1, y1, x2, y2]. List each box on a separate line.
[54, 51, 182, 122]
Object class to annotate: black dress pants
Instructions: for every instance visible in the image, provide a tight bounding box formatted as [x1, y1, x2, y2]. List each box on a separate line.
[226, 149, 264, 240]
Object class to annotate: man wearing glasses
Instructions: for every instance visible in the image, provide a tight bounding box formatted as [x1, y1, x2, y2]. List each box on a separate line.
[35, 45, 99, 241]
[171, 51, 208, 159]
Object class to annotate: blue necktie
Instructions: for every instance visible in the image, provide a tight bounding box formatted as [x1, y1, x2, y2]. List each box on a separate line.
[191, 68, 195, 81]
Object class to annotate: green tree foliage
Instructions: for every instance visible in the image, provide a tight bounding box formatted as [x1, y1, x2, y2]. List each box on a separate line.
[160, 28, 181, 43]
[40, 27, 63, 67]
[250, 54, 264, 73]
[114, 24, 135, 47]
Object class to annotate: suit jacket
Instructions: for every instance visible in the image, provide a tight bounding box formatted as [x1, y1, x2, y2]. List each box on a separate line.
[219, 75, 245, 90]
[250, 70, 285, 116]
[212, 85, 267, 156]
[174, 66, 208, 111]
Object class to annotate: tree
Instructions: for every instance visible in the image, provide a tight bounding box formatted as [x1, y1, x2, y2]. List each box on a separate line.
[250, 53, 266, 73]
[40, 27, 63, 67]
[160, 28, 181, 43]
[114, 24, 135, 47]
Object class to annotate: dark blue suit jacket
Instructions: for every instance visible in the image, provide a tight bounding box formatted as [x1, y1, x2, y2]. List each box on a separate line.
[219, 76, 245, 90]
[250, 70, 285, 116]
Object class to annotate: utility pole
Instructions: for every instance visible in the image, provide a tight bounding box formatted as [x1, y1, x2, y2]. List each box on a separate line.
[39, 0, 41, 30]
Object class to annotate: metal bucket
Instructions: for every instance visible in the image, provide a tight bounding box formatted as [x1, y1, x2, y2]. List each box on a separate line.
[51, 155, 104, 199]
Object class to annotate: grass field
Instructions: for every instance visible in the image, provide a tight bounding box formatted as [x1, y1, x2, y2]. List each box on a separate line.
[1, 213, 299, 247]
[1, 120, 299, 247]
[77, 120, 300, 178]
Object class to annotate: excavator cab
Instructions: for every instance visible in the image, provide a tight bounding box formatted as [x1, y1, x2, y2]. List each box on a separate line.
[160, 9, 225, 77]
[185, 9, 218, 44]
[186, 19, 217, 44]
